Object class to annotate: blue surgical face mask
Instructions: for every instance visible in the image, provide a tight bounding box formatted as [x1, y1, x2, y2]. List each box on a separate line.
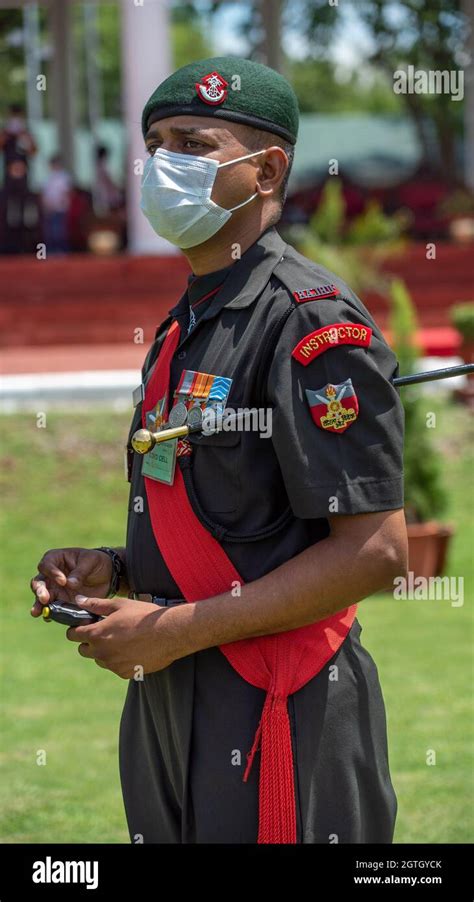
[140, 147, 265, 248]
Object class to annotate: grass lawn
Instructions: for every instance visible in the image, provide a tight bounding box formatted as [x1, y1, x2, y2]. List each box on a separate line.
[0, 398, 472, 843]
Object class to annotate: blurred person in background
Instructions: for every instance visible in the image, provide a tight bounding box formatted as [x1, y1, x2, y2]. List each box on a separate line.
[0, 103, 37, 189]
[0, 156, 40, 255]
[0, 103, 39, 254]
[93, 144, 123, 216]
[41, 154, 72, 254]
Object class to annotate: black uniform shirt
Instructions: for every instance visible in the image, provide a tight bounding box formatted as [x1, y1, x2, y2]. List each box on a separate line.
[185, 263, 234, 335]
[125, 226, 404, 597]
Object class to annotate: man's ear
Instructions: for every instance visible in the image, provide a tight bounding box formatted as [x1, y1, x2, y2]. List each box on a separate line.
[256, 146, 288, 198]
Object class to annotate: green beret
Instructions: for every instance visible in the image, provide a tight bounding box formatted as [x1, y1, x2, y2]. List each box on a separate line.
[142, 56, 299, 145]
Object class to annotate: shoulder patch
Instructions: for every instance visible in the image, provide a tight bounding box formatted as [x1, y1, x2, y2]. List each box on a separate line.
[305, 379, 359, 433]
[292, 323, 372, 366]
[292, 284, 340, 303]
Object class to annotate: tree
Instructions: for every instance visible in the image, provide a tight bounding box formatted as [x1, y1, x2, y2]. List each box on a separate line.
[354, 0, 467, 181]
[0, 5, 214, 125]
[289, 59, 401, 114]
[206, 0, 338, 72]
[172, 3, 214, 68]
[191, 0, 467, 181]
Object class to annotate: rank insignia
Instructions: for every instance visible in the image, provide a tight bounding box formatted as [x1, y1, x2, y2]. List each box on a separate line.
[293, 284, 340, 303]
[195, 71, 229, 105]
[292, 323, 372, 366]
[305, 379, 359, 433]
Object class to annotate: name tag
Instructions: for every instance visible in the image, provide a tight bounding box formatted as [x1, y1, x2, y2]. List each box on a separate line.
[141, 439, 177, 485]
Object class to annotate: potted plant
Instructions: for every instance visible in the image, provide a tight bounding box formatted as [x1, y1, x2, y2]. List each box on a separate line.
[390, 278, 453, 578]
[438, 189, 474, 244]
[284, 178, 408, 299]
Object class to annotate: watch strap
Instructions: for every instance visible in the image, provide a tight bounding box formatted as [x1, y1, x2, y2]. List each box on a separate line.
[94, 547, 124, 598]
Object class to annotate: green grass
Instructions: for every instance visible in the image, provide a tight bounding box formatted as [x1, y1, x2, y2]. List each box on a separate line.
[358, 399, 474, 844]
[0, 401, 472, 843]
[0, 411, 130, 843]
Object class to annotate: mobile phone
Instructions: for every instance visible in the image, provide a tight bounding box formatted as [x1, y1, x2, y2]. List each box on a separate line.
[42, 601, 104, 626]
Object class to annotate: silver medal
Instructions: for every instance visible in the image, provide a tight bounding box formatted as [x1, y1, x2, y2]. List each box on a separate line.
[187, 406, 203, 429]
[168, 400, 188, 427]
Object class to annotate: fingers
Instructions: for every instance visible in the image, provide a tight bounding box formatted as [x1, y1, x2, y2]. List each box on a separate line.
[77, 643, 109, 674]
[30, 553, 69, 616]
[75, 595, 121, 617]
[36, 554, 67, 586]
[31, 576, 49, 599]
[30, 598, 44, 617]
[66, 550, 111, 591]
[66, 623, 96, 642]
[66, 562, 93, 590]
[30, 576, 50, 617]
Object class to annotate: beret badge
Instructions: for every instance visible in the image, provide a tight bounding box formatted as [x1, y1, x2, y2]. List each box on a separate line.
[195, 71, 229, 105]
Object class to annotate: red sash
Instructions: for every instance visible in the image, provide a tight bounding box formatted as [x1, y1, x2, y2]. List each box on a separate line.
[142, 320, 357, 843]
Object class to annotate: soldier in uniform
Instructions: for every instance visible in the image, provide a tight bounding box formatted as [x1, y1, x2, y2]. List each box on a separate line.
[31, 57, 408, 844]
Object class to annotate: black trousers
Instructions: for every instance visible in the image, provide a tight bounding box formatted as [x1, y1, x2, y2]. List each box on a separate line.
[118, 612, 397, 844]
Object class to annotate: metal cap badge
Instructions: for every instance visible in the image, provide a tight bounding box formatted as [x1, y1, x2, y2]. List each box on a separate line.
[195, 71, 228, 105]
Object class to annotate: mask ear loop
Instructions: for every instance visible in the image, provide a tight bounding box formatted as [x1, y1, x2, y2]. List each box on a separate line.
[228, 192, 259, 213]
[218, 149, 266, 212]
[217, 149, 266, 169]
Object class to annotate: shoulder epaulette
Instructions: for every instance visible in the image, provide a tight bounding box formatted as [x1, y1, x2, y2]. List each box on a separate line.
[273, 248, 347, 306]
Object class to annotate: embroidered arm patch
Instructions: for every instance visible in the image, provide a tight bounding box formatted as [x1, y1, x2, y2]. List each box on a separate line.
[291, 322, 372, 365]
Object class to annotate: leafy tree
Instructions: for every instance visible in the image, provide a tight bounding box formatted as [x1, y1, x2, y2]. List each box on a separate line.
[190, 0, 467, 180]
[172, 3, 213, 68]
[2, 0, 466, 180]
[289, 59, 401, 114]
[354, 0, 466, 181]
[0, 9, 29, 115]
[0, 5, 213, 124]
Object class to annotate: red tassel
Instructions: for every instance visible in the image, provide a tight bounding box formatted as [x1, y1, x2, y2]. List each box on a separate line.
[244, 692, 297, 844]
[243, 717, 263, 783]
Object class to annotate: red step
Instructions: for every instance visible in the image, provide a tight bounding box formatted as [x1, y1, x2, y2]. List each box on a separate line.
[0, 243, 472, 349]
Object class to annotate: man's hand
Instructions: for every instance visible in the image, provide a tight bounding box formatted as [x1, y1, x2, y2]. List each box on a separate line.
[65, 596, 182, 679]
[30, 548, 113, 618]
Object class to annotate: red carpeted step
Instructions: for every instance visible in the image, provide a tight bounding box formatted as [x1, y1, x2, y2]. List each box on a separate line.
[0, 244, 472, 349]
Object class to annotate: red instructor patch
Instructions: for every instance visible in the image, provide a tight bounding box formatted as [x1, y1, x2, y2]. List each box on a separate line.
[292, 322, 372, 366]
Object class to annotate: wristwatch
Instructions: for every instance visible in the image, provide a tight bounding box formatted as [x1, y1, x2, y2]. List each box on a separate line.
[94, 547, 125, 598]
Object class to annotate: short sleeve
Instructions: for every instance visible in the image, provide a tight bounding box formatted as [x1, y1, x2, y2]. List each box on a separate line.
[266, 294, 405, 519]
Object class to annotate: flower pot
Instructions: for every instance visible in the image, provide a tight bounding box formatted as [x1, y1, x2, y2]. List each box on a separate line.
[406, 520, 454, 579]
